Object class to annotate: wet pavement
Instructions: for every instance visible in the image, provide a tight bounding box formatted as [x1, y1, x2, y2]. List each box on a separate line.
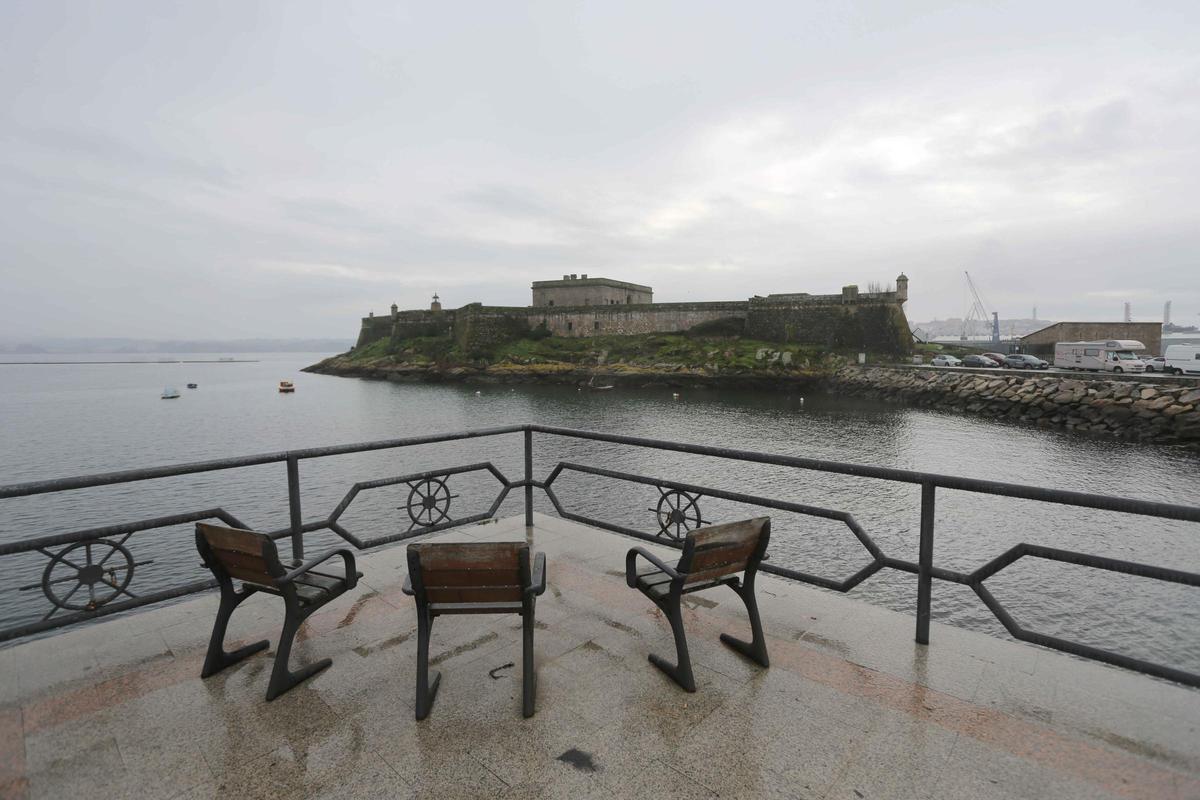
[1, 512, 1198, 799]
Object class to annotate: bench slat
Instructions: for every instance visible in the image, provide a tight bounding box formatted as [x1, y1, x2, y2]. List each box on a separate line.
[420, 568, 522, 588]
[425, 586, 523, 604]
[411, 542, 523, 571]
[428, 601, 524, 615]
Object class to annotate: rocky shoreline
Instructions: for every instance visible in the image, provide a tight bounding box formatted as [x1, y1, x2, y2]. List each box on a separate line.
[830, 366, 1200, 447]
[302, 355, 826, 391]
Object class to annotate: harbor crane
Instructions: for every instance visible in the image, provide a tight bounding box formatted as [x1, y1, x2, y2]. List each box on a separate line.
[962, 271, 1001, 344]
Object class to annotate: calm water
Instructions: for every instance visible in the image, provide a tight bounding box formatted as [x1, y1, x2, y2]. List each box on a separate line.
[2, 353, 1198, 674]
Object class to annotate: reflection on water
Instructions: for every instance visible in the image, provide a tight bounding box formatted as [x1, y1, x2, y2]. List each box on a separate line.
[1, 353, 1198, 675]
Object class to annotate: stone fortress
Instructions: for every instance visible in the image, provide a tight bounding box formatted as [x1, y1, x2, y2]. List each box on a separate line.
[355, 273, 912, 355]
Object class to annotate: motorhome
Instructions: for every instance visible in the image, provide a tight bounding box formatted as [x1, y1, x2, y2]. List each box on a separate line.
[1164, 344, 1200, 375]
[1053, 340, 1147, 373]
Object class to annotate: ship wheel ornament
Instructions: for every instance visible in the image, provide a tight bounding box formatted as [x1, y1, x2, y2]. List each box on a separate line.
[651, 488, 705, 541]
[40, 538, 137, 616]
[402, 476, 458, 529]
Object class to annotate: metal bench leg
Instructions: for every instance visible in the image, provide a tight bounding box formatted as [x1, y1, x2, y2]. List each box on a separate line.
[266, 606, 332, 701]
[415, 607, 441, 720]
[201, 586, 268, 679]
[649, 597, 696, 692]
[720, 582, 769, 668]
[522, 610, 537, 718]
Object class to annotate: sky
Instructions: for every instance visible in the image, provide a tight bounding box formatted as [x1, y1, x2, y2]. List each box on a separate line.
[1, 1, 1198, 339]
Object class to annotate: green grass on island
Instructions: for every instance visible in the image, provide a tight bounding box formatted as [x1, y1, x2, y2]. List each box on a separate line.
[332, 330, 895, 376]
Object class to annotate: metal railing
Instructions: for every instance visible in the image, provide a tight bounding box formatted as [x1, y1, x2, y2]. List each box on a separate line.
[1, 424, 1198, 688]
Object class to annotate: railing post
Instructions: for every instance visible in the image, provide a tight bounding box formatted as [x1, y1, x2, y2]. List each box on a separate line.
[916, 482, 935, 645]
[286, 455, 304, 564]
[524, 428, 534, 528]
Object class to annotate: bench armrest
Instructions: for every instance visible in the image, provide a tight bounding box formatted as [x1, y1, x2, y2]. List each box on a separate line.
[625, 546, 681, 588]
[526, 552, 547, 597]
[276, 548, 358, 589]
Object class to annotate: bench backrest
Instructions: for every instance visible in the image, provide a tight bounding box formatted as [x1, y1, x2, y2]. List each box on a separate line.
[407, 541, 530, 605]
[195, 522, 281, 587]
[681, 517, 770, 584]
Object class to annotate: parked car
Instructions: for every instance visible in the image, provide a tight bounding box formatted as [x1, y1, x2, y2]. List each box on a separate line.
[930, 354, 962, 367]
[962, 354, 1000, 368]
[983, 353, 1009, 367]
[1142, 356, 1167, 373]
[1003, 354, 1049, 370]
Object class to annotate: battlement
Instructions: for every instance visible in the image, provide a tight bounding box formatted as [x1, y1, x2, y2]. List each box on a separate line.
[355, 274, 912, 354]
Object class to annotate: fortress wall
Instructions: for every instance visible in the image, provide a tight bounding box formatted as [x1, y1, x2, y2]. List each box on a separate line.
[391, 310, 453, 340]
[746, 300, 912, 355]
[354, 297, 910, 355]
[356, 310, 452, 349]
[764, 290, 900, 305]
[454, 306, 535, 355]
[527, 301, 748, 338]
[355, 316, 394, 349]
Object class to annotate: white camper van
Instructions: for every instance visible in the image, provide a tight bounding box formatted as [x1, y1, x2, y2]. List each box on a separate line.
[1164, 344, 1200, 375]
[1053, 340, 1147, 373]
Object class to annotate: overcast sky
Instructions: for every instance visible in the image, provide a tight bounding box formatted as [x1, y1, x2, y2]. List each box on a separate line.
[1, 1, 1197, 339]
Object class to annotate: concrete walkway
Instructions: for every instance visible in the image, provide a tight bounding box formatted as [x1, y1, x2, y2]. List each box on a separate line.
[1, 513, 1197, 799]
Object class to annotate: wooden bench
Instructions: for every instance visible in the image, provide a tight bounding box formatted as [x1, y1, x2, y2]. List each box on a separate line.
[625, 517, 771, 692]
[403, 541, 547, 719]
[195, 522, 359, 700]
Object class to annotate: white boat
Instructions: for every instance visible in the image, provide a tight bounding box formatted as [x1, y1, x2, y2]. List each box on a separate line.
[278, 380, 295, 393]
[161, 387, 181, 399]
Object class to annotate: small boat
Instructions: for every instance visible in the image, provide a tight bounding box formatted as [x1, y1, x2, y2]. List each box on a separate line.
[586, 377, 614, 391]
[278, 380, 295, 393]
[186, 383, 198, 389]
[161, 387, 181, 399]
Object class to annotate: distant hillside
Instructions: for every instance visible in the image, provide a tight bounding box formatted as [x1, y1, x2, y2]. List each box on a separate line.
[912, 318, 1053, 339]
[0, 337, 353, 354]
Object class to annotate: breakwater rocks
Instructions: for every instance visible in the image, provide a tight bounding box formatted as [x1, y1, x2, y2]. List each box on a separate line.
[831, 367, 1200, 446]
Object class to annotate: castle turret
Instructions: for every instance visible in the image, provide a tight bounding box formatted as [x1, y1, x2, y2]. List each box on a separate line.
[896, 273, 908, 304]
[390, 303, 399, 321]
[431, 293, 442, 312]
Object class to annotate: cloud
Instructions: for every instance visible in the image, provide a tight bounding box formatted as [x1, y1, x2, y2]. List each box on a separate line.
[1, 0, 1198, 337]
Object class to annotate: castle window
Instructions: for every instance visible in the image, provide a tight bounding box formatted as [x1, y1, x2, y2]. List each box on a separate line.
[548, 300, 554, 307]
[594, 321, 600, 331]
[567, 321, 573, 332]
[626, 295, 632, 304]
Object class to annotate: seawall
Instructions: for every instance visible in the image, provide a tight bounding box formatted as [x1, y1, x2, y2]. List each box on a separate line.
[830, 366, 1200, 447]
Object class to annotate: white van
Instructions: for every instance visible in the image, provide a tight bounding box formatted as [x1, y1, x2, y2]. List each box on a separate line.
[1053, 340, 1147, 373]
[1164, 344, 1200, 375]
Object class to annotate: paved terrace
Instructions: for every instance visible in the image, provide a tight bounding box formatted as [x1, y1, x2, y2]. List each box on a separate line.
[2, 513, 1198, 800]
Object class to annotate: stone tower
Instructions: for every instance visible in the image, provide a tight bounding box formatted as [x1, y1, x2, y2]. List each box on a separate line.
[431, 293, 442, 312]
[896, 273, 908, 304]
[390, 303, 399, 321]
